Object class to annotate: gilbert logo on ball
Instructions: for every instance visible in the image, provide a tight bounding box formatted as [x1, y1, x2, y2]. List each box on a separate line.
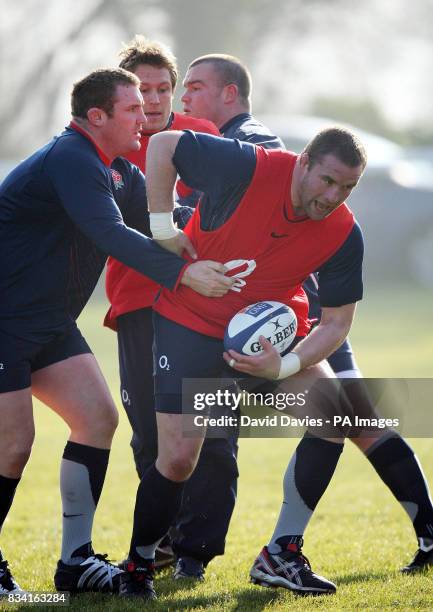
[224, 301, 297, 356]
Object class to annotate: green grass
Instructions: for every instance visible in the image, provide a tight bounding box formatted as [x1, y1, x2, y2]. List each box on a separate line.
[349, 283, 433, 377]
[1, 284, 433, 610]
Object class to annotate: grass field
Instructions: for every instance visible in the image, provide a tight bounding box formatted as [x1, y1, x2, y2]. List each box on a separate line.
[1, 284, 433, 610]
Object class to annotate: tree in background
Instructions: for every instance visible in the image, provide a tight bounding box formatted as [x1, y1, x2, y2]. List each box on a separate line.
[1, 0, 433, 158]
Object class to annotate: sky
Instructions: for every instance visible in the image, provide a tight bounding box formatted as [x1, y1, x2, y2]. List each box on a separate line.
[1, 0, 433, 156]
[253, 0, 433, 131]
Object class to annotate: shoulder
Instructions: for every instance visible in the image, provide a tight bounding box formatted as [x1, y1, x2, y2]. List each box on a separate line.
[321, 221, 364, 270]
[334, 214, 363, 248]
[341, 220, 364, 253]
[317, 221, 364, 306]
[177, 130, 257, 170]
[43, 129, 113, 193]
[2, 128, 106, 191]
[255, 146, 296, 168]
[224, 114, 284, 149]
[171, 113, 219, 135]
[46, 128, 104, 171]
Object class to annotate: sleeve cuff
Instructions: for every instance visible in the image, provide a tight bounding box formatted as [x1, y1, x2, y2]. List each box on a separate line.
[174, 262, 191, 291]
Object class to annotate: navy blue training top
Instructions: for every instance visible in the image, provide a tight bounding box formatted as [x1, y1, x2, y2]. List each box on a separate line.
[0, 125, 186, 342]
[221, 113, 284, 149]
[174, 131, 363, 308]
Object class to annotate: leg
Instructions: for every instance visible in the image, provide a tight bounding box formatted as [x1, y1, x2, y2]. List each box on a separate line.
[32, 352, 118, 448]
[32, 353, 118, 559]
[130, 412, 205, 561]
[121, 413, 204, 599]
[31, 350, 122, 593]
[0, 388, 34, 547]
[267, 432, 343, 553]
[172, 435, 239, 567]
[0, 383, 34, 595]
[349, 406, 433, 573]
[329, 345, 433, 571]
[0, 329, 36, 482]
[117, 309, 176, 568]
[250, 362, 341, 595]
[120, 314, 225, 597]
[117, 309, 157, 478]
[0, 388, 34, 480]
[267, 364, 346, 549]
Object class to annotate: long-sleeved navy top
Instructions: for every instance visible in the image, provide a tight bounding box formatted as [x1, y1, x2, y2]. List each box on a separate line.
[0, 124, 186, 342]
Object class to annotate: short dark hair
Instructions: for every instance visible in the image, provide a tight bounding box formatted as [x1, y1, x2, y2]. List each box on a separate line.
[71, 68, 140, 119]
[119, 34, 178, 89]
[189, 54, 251, 105]
[304, 127, 367, 169]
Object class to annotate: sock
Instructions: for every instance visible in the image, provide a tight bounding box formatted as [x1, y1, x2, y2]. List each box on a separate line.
[0, 475, 20, 562]
[0, 475, 20, 534]
[60, 441, 110, 563]
[366, 433, 433, 540]
[268, 433, 344, 554]
[129, 463, 184, 563]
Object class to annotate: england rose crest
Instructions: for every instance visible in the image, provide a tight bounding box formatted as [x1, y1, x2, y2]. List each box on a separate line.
[111, 169, 124, 190]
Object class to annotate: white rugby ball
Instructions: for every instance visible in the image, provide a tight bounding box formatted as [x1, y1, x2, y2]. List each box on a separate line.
[224, 301, 297, 356]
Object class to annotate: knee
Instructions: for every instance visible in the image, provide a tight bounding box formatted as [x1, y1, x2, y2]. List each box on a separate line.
[94, 405, 119, 439]
[106, 405, 119, 435]
[71, 403, 118, 443]
[160, 452, 198, 482]
[351, 434, 383, 453]
[2, 432, 34, 476]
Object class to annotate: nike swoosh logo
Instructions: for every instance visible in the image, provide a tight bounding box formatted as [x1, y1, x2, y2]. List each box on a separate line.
[63, 513, 84, 518]
[271, 232, 289, 238]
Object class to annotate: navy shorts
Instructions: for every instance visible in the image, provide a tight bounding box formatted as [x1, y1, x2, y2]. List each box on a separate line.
[0, 324, 91, 393]
[327, 338, 358, 375]
[153, 312, 302, 414]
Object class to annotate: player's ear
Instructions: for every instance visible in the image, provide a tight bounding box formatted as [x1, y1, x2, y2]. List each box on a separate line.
[87, 107, 107, 126]
[223, 83, 238, 104]
[299, 152, 310, 170]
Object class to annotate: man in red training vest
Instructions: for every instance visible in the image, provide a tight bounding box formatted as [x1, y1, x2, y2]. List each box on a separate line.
[103, 37, 245, 579]
[118, 125, 367, 598]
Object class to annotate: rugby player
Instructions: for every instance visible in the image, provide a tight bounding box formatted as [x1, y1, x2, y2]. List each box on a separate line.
[169, 54, 285, 581]
[118, 125, 366, 598]
[0, 68, 232, 596]
[103, 37, 224, 574]
[182, 54, 433, 587]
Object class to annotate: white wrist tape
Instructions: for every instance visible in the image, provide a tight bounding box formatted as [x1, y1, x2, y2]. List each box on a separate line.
[149, 212, 177, 240]
[277, 352, 301, 380]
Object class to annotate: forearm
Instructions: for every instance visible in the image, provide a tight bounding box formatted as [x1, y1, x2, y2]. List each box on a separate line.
[224, 304, 357, 381]
[292, 319, 351, 370]
[146, 131, 183, 213]
[96, 223, 186, 288]
[292, 303, 356, 370]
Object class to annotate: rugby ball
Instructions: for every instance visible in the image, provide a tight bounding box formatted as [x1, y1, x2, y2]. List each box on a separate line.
[224, 301, 297, 356]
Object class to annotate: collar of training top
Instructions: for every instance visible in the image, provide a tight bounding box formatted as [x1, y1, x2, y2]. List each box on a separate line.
[220, 112, 252, 135]
[69, 121, 111, 167]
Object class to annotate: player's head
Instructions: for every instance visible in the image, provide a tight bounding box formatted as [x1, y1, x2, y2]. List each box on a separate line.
[182, 54, 251, 128]
[72, 68, 141, 119]
[71, 68, 145, 158]
[294, 127, 367, 221]
[119, 35, 177, 133]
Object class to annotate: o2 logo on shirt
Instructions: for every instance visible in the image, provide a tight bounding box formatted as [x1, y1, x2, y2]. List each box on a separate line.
[224, 259, 256, 293]
[158, 355, 170, 371]
[0, 363, 4, 370]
